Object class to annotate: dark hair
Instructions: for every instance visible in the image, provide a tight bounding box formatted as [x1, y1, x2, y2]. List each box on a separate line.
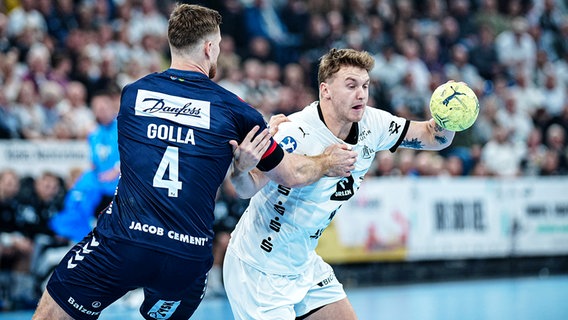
[317, 48, 375, 84]
[167, 4, 222, 51]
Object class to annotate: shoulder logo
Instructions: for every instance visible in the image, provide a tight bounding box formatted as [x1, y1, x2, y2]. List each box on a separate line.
[135, 89, 210, 129]
[388, 121, 400, 135]
[279, 136, 297, 153]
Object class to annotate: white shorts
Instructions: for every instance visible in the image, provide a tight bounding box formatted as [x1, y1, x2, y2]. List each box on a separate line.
[223, 248, 346, 320]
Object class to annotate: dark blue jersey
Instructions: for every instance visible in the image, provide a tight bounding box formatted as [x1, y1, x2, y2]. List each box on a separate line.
[96, 69, 283, 260]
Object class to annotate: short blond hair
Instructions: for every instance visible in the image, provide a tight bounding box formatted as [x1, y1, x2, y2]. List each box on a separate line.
[167, 4, 222, 52]
[317, 48, 375, 84]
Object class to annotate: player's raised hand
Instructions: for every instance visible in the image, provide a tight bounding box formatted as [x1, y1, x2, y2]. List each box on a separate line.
[229, 125, 272, 175]
[323, 144, 357, 177]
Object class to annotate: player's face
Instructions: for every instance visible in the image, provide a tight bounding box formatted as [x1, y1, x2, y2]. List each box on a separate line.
[325, 66, 369, 123]
[208, 30, 221, 79]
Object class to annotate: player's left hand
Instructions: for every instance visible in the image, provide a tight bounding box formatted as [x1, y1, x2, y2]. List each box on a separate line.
[229, 125, 272, 175]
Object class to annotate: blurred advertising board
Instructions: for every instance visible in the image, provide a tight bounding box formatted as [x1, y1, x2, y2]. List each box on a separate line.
[316, 177, 568, 263]
[0, 141, 90, 178]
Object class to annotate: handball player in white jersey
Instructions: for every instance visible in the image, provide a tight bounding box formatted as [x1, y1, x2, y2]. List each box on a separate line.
[224, 48, 457, 319]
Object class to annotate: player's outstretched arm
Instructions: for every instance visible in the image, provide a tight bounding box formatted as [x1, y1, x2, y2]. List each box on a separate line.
[231, 142, 358, 198]
[401, 118, 455, 151]
[265, 143, 357, 188]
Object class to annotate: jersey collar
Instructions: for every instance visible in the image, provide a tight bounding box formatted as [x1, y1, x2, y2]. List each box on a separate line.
[316, 102, 359, 144]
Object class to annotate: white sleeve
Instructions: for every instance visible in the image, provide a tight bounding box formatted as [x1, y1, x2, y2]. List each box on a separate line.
[365, 107, 409, 152]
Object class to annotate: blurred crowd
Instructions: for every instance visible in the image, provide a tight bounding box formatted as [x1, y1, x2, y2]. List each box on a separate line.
[1, 0, 568, 311]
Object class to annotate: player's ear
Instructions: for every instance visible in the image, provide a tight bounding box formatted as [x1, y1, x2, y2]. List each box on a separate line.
[320, 82, 331, 100]
[204, 40, 212, 58]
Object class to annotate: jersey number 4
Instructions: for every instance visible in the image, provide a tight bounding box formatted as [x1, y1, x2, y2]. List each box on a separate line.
[153, 146, 182, 197]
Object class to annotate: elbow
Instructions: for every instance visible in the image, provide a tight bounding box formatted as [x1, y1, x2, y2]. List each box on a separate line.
[271, 167, 314, 188]
[273, 173, 305, 189]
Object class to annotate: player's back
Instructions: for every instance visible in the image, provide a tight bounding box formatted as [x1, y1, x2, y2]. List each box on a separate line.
[96, 69, 265, 260]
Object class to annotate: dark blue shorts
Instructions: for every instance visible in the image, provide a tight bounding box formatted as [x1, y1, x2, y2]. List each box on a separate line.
[46, 229, 213, 319]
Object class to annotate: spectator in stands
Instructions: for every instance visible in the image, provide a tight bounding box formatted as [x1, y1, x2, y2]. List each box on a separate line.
[508, 70, 545, 117]
[56, 81, 96, 140]
[445, 154, 465, 176]
[49, 167, 98, 243]
[128, 0, 167, 45]
[522, 128, 549, 176]
[474, 0, 510, 36]
[37, 81, 65, 139]
[6, 0, 47, 42]
[87, 91, 120, 215]
[0, 89, 21, 139]
[364, 15, 391, 54]
[533, 49, 556, 87]
[495, 16, 536, 81]
[449, 0, 476, 40]
[540, 70, 566, 119]
[39, 0, 78, 49]
[414, 151, 441, 176]
[47, 51, 72, 90]
[217, 65, 248, 100]
[415, 0, 443, 40]
[495, 90, 534, 144]
[0, 49, 24, 103]
[422, 34, 445, 76]
[400, 38, 430, 94]
[536, 0, 564, 61]
[446, 43, 484, 87]
[0, 13, 11, 53]
[13, 80, 45, 140]
[0, 170, 29, 271]
[370, 44, 407, 91]
[21, 44, 51, 94]
[244, 0, 300, 65]
[469, 25, 501, 81]
[390, 71, 430, 120]
[437, 16, 462, 65]
[481, 125, 526, 177]
[217, 34, 241, 76]
[218, 0, 248, 57]
[544, 123, 568, 173]
[246, 36, 273, 63]
[554, 18, 568, 76]
[548, 104, 568, 137]
[398, 149, 418, 176]
[17, 171, 65, 240]
[370, 151, 398, 176]
[0, 169, 36, 309]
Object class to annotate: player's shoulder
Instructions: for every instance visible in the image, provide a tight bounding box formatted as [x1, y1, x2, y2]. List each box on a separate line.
[362, 105, 400, 123]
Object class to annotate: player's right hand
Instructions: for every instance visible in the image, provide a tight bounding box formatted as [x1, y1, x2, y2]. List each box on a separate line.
[323, 144, 357, 177]
[229, 125, 272, 175]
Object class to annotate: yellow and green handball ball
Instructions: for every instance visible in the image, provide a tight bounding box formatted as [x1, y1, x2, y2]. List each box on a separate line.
[429, 81, 480, 132]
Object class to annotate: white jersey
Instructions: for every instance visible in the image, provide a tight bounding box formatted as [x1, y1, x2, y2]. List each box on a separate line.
[228, 102, 409, 275]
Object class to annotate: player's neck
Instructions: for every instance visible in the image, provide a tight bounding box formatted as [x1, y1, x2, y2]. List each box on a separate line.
[318, 102, 354, 141]
[170, 59, 208, 76]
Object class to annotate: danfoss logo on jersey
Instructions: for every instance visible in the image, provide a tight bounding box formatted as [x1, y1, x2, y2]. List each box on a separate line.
[135, 89, 211, 129]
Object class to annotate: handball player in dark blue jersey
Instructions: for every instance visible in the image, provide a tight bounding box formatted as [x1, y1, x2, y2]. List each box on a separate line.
[32, 4, 356, 320]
